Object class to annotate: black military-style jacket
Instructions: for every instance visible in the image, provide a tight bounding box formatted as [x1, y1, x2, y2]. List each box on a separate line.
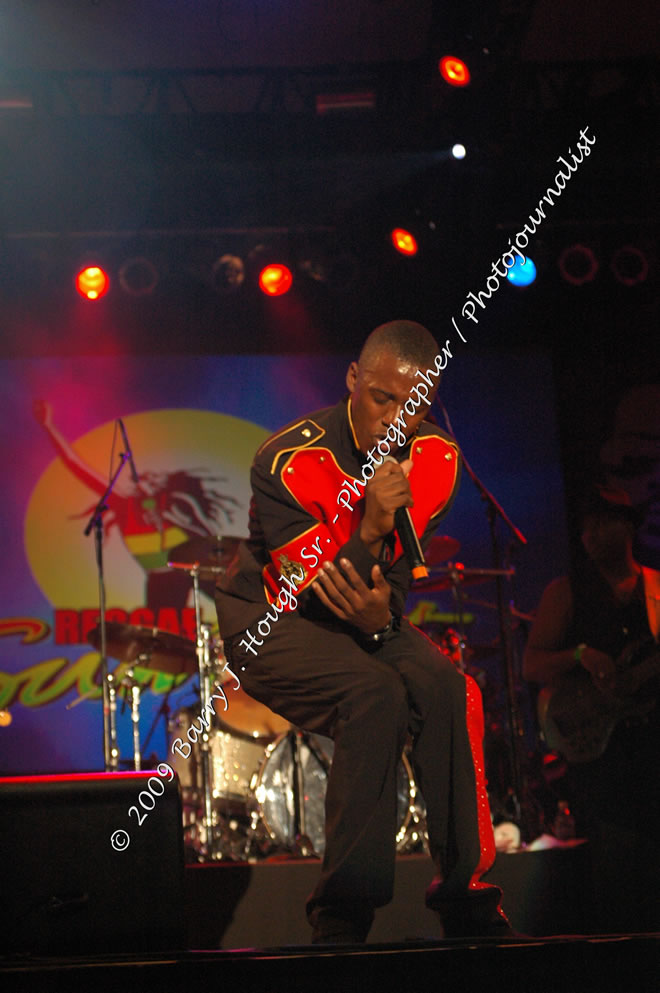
[215, 396, 460, 639]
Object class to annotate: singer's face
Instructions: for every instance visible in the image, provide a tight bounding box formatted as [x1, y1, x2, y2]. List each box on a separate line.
[345, 349, 438, 456]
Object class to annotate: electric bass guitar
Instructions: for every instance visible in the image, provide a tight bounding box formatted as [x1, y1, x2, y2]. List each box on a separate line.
[537, 637, 660, 763]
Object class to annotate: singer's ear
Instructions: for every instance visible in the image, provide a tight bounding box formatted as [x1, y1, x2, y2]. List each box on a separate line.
[346, 361, 359, 394]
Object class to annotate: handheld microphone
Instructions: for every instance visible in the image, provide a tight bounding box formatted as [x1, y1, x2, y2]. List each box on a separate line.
[117, 418, 139, 483]
[383, 456, 428, 580]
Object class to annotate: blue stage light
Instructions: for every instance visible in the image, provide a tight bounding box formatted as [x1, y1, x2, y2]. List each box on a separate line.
[506, 256, 536, 287]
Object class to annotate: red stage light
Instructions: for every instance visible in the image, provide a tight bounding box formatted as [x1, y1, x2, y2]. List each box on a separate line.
[558, 244, 599, 286]
[76, 265, 109, 300]
[391, 228, 418, 257]
[610, 244, 649, 287]
[438, 56, 471, 87]
[118, 257, 159, 297]
[259, 264, 293, 296]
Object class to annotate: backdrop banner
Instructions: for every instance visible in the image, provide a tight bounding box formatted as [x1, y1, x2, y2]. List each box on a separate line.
[0, 349, 565, 774]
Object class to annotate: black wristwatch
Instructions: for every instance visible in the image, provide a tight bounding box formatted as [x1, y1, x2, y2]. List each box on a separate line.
[360, 612, 395, 643]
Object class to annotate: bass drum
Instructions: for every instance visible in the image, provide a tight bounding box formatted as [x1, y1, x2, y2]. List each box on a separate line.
[215, 684, 291, 740]
[251, 732, 427, 856]
[168, 690, 292, 859]
[169, 704, 282, 807]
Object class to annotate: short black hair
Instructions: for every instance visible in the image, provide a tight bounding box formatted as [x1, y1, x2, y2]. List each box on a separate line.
[578, 485, 639, 527]
[358, 320, 439, 371]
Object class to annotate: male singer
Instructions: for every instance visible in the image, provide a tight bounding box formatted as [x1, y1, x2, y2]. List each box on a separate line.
[215, 320, 507, 943]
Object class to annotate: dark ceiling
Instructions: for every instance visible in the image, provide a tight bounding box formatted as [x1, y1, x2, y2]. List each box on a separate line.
[2, 0, 659, 71]
[1, 0, 657, 230]
[0, 0, 658, 368]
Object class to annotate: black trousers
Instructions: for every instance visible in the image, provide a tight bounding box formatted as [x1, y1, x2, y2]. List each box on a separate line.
[224, 611, 496, 927]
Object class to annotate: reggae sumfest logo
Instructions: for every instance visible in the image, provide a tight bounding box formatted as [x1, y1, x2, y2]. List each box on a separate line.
[0, 404, 267, 712]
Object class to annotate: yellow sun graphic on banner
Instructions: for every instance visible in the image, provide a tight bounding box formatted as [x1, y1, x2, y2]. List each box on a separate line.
[25, 409, 268, 610]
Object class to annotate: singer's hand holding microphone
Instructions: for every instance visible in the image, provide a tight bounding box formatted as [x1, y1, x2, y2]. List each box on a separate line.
[359, 456, 427, 578]
[312, 456, 427, 635]
[359, 457, 413, 547]
[311, 459, 408, 634]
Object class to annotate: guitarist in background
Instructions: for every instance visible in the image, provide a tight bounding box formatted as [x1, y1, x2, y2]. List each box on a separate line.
[523, 486, 660, 933]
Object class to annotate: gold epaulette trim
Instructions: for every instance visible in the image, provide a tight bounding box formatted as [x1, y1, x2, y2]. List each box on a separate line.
[256, 419, 326, 476]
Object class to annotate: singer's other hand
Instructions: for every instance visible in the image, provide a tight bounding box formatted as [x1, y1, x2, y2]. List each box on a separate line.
[312, 559, 391, 633]
[359, 458, 413, 549]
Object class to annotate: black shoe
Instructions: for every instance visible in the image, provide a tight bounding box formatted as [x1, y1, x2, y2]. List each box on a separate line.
[310, 907, 372, 945]
[311, 930, 366, 945]
[426, 881, 522, 940]
[441, 906, 521, 940]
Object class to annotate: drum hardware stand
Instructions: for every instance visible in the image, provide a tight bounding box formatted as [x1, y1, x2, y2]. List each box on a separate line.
[167, 559, 223, 859]
[167, 552, 243, 862]
[193, 566, 218, 859]
[423, 564, 516, 672]
[117, 665, 143, 770]
[288, 729, 332, 857]
[445, 563, 471, 672]
[83, 437, 134, 773]
[406, 764, 429, 853]
[141, 683, 176, 761]
[438, 401, 533, 840]
[290, 730, 316, 857]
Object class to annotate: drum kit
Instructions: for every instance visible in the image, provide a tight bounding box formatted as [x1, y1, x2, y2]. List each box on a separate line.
[85, 533, 525, 862]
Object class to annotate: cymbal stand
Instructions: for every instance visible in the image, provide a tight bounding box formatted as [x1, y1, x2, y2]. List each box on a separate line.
[437, 401, 532, 838]
[141, 684, 175, 759]
[445, 563, 469, 671]
[127, 666, 142, 771]
[83, 446, 132, 772]
[290, 730, 316, 856]
[189, 564, 217, 859]
[423, 564, 515, 673]
[289, 729, 328, 857]
[105, 671, 119, 771]
[116, 661, 145, 770]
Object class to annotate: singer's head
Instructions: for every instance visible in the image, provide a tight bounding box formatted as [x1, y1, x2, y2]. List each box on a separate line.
[346, 320, 441, 456]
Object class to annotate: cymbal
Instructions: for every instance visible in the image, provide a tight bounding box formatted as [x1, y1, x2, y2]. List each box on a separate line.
[413, 572, 488, 593]
[413, 563, 515, 593]
[167, 534, 243, 580]
[414, 612, 476, 629]
[468, 640, 504, 662]
[88, 622, 197, 676]
[424, 535, 461, 566]
[464, 597, 535, 623]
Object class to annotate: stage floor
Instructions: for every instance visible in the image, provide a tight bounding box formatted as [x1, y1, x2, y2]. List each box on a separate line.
[184, 848, 594, 948]
[2, 852, 660, 993]
[2, 934, 660, 993]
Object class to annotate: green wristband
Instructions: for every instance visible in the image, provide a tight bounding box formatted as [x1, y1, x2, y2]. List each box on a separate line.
[573, 642, 587, 664]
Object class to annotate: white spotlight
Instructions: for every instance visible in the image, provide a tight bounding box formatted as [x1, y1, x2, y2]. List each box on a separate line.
[451, 144, 467, 160]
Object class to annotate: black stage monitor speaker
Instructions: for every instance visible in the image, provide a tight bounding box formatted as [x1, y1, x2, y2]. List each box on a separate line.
[0, 771, 185, 955]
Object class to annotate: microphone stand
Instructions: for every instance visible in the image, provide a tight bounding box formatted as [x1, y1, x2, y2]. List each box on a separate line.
[142, 684, 175, 759]
[438, 402, 532, 838]
[83, 449, 132, 773]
